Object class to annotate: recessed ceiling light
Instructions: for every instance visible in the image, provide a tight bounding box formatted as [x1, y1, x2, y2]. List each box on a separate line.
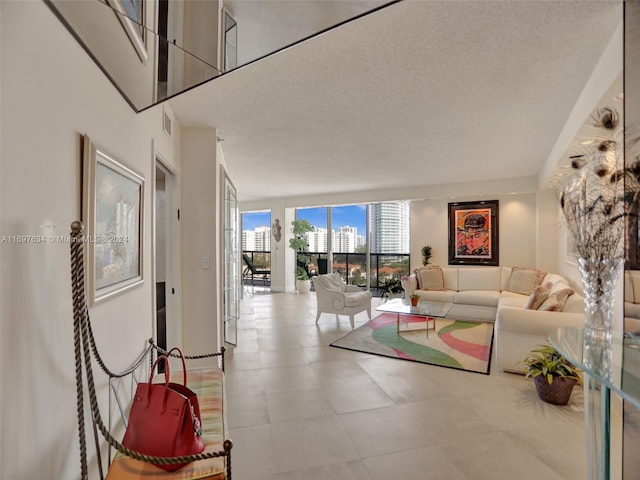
[614, 92, 624, 101]
[581, 139, 598, 146]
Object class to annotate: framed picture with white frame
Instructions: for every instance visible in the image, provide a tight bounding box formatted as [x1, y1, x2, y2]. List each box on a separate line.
[82, 134, 144, 305]
[107, 0, 148, 63]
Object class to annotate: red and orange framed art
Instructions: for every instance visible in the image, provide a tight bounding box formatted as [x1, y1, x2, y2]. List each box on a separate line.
[448, 200, 499, 266]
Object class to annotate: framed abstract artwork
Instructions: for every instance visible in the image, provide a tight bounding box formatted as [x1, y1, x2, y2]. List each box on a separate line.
[448, 200, 499, 266]
[82, 135, 144, 304]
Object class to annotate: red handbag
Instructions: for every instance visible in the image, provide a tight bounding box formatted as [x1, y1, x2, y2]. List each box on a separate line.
[122, 354, 205, 471]
[166, 347, 202, 436]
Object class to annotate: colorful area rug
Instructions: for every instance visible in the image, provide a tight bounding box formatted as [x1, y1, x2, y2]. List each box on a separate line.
[331, 313, 494, 374]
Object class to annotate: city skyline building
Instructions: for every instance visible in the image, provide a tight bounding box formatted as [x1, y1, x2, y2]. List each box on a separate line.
[242, 225, 271, 251]
[334, 226, 358, 253]
[369, 202, 410, 254]
[242, 202, 410, 254]
[307, 227, 328, 252]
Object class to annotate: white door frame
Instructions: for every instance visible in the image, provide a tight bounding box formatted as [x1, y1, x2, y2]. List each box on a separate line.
[152, 151, 182, 350]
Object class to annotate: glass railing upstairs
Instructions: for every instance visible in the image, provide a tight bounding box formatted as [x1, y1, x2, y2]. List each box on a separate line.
[45, 0, 221, 112]
[44, 0, 399, 113]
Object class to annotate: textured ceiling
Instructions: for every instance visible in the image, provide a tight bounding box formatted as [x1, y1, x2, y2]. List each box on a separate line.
[169, 0, 622, 203]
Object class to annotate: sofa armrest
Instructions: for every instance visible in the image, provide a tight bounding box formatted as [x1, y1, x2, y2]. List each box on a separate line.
[496, 306, 584, 337]
[401, 274, 417, 297]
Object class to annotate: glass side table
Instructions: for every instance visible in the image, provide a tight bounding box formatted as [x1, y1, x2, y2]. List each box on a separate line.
[550, 327, 640, 480]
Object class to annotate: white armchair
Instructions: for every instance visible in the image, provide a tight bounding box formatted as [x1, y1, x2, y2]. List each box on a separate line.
[311, 273, 372, 329]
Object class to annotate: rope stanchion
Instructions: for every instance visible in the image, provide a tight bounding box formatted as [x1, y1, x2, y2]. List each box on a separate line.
[69, 222, 232, 477]
[150, 343, 226, 373]
[70, 221, 89, 480]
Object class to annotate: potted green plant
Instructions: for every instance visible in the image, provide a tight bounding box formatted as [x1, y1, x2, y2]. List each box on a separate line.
[521, 344, 582, 405]
[289, 219, 314, 294]
[410, 293, 420, 307]
[378, 277, 403, 301]
[421, 245, 433, 266]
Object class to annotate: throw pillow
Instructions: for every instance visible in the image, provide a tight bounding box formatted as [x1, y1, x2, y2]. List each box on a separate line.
[416, 266, 445, 291]
[508, 267, 546, 296]
[538, 288, 575, 312]
[523, 282, 552, 310]
[413, 268, 423, 289]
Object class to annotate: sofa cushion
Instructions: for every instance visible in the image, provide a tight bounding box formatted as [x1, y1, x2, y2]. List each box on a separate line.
[507, 267, 546, 295]
[415, 266, 445, 291]
[539, 288, 574, 312]
[454, 290, 500, 307]
[563, 293, 585, 313]
[498, 292, 528, 308]
[625, 302, 640, 319]
[632, 271, 640, 306]
[500, 267, 512, 291]
[441, 267, 459, 291]
[542, 273, 568, 290]
[458, 267, 501, 291]
[416, 289, 455, 303]
[625, 271, 635, 303]
[523, 282, 552, 310]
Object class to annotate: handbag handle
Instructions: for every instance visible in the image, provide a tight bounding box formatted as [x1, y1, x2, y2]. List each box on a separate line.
[166, 347, 188, 386]
[145, 355, 171, 409]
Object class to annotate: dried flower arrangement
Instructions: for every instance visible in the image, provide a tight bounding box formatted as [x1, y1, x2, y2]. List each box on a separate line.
[560, 106, 625, 260]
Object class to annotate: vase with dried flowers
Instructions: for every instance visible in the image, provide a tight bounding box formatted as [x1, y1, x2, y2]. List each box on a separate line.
[560, 106, 625, 335]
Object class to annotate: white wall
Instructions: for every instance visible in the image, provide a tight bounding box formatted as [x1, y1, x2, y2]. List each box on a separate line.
[243, 178, 542, 290]
[410, 193, 538, 271]
[180, 127, 221, 365]
[0, 2, 178, 477]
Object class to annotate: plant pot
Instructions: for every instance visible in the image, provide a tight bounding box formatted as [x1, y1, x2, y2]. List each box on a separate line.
[296, 279, 311, 294]
[411, 297, 419, 307]
[533, 376, 577, 406]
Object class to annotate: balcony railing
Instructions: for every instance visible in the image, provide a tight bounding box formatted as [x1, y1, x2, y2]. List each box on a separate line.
[242, 250, 410, 295]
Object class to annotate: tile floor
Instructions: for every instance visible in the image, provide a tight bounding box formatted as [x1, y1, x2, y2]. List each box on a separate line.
[225, 288, 586, 480]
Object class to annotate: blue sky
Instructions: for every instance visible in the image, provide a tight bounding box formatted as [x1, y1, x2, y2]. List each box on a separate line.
[242, 205, 367, 235]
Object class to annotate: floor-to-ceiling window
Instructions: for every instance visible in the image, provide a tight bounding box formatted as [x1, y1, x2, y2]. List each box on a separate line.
[332, 205, 367, 287]
[296, 207, 329, 277]
[369, 202, 411, 295]
[241, 210, 271, 287]
[294, 202, 410, 295]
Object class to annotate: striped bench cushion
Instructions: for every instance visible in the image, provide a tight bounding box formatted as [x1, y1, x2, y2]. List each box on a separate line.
[106, 367, 227, 480]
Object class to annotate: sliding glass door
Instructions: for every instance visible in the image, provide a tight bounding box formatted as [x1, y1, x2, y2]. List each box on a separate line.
[294, 202, 411, 295]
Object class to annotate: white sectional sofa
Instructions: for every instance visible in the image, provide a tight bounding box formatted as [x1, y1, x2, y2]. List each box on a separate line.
[401, 266, 585, 373]
[624, 270, 640, 332]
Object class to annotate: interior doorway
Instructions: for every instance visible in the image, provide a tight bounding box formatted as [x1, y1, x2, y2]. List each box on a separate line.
[155, 159, 180, 352]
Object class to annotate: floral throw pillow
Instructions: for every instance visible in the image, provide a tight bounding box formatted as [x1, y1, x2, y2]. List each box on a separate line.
[524, 282, 552, 310]
[538, 288, 575, 312]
